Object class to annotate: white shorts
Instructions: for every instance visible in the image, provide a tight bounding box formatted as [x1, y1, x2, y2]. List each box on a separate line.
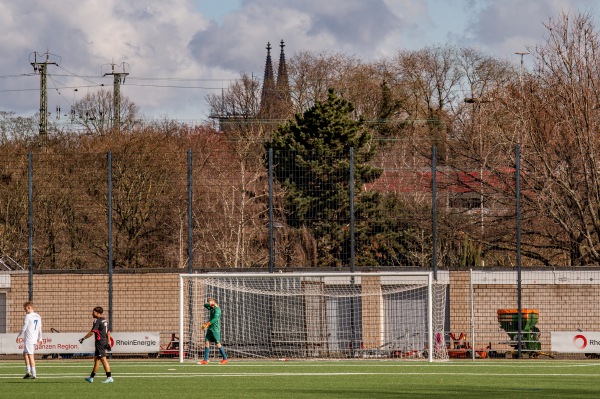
[23, 341, 36, 354]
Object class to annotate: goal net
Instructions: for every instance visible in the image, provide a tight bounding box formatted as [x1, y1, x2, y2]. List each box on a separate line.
[179, 272, 448, 362]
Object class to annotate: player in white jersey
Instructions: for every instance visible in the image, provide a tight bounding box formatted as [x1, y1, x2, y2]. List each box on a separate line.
[16, 301, 43, 379]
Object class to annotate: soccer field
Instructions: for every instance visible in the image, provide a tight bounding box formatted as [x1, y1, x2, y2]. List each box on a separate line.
[1, 359, 600, 398]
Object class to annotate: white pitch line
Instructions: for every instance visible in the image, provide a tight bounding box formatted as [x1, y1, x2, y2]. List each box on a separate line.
[0, 361, 599, 369]
[2, 371, 600, 379]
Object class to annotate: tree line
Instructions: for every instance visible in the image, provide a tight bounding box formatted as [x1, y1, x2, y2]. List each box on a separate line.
[0, 11, 599, 269]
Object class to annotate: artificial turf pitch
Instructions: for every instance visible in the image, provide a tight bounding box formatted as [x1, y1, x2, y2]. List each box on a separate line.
[1, 359, 600, 398]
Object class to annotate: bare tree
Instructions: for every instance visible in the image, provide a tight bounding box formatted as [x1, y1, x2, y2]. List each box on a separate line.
[510, 11, 600, 265]
[71, 89, 139, 135]
[0, 111, 38, 143]
[389, 45, 463, 121]
[206, 73, 261, 124]
[288, 51, 362, 113]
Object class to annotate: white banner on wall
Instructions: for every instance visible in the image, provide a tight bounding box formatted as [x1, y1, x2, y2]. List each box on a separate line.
[552, 332, 600, 353]
[0, 332, 160, 354]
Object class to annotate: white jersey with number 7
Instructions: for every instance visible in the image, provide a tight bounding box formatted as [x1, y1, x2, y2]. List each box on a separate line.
[18, 312, 42, 344]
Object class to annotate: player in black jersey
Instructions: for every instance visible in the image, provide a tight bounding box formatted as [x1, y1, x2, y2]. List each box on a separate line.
[79, 306, 113, 383]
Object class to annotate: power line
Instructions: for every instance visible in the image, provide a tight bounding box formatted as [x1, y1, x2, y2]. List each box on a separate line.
[56, 65, 103, 86]
[0, 71, 242, 82]
[125, 83, 222, 89]
[126, 77, 237, 82]
[0, 73, 37, 79]
[48, 75, 78, 120]
[0, 82, 220, 92]
[0, 84, 103, 93]
[0, 87, 40, 92]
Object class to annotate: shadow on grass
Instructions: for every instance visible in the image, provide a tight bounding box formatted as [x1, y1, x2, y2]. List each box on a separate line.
[257, 387, 598, 399]
[3, 381, 76, 384]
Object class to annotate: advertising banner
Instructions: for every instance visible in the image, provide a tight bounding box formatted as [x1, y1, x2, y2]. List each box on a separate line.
[551, 332, 600, 353]
[0, 332, 160, 354]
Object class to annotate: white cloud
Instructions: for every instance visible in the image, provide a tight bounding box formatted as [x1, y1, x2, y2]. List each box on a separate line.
[0, 0, 599, 120]
[188, 0, 408, 73]
[455, 0, 599, 57]
[0, 0, 213, 120]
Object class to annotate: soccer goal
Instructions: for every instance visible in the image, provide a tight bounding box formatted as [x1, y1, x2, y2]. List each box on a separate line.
[179, 272, 448, 362]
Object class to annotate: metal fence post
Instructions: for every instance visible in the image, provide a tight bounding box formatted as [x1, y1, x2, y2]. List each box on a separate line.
[432, 146, 438, 279]
[107, 151, 113, 331]
[516, 144, 522, 358]
[188, 149, 193, 273]
[349, 147, 355, 272]
[268, 148, 274, 273]
[28, 152, 33, 301]
[187, 149, 195, 356]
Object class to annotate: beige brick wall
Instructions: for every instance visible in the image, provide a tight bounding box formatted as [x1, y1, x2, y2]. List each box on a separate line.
[448, 272, 600, 352]
[6, 270, 599, 354]
[6, 273, 179, 338]
[449, 271, 471, 335]
[361, 276, 383, 349]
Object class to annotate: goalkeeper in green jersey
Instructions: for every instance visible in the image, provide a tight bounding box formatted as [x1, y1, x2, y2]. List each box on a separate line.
[198, 297, 228, 365]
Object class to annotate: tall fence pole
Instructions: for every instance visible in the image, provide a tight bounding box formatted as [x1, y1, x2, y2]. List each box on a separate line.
[187, 149, 195, 356]
[268, 148, 274, 273]
[470, 268, 476, 361]
[432, 146, 438, 280]
[107, 151, 113, 331]
[28, 152, 33, 301]
[516, 144, 522, 358]
[349, 148, 357, 356]
[187, 149, 193, 273]
[349, 147, 355, 273]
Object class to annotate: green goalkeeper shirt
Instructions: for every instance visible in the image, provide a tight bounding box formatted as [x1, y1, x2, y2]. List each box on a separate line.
[204, 303, 221, 332]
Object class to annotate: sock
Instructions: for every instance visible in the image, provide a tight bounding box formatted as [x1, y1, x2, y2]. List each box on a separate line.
[31, 367, 36, 377]
[26, 365, 31, 374]
[204, 347, 210, 361]
[106, 372, 111, 378]
[219, 347, 227, 360]
[90, 372, 96, 378]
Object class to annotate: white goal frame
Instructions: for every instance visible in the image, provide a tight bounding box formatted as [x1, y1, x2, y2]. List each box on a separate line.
[179, 272, 446, 363]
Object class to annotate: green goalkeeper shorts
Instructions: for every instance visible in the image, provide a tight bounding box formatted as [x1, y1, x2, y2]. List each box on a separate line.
[205, 329, 220, 343]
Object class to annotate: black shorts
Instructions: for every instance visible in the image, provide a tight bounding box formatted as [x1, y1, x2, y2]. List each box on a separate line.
[95, 342, 108, 359]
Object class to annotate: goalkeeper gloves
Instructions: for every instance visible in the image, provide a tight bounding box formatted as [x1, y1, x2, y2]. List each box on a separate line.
[105, 343, 112, 351]
[202, 322, 211, 330]
[79, 338, 85, 344]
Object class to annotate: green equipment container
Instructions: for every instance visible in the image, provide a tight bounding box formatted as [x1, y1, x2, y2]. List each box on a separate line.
[497, 309, 541, 352]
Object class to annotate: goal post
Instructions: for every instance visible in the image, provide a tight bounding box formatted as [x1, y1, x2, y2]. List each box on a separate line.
[179, 272, 448, 362]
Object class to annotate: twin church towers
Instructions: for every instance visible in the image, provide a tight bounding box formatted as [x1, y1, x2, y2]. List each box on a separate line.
[259, 40, 292, 120]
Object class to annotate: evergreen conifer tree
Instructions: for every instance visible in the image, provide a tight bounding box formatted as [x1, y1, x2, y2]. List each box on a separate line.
[268, 89, 416, 267]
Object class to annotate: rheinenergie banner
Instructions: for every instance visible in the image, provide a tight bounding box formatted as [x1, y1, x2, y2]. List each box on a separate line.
[0, 332, 160, 354]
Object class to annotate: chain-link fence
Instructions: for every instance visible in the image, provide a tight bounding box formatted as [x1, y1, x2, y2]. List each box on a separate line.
[0, 140, 598, 359]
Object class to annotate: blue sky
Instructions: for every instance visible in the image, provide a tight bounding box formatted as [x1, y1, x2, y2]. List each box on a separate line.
[194, 0, 244, 22]
[0, 0, 597, 121]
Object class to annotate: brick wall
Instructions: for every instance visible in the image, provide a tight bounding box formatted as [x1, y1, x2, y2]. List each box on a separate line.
[361, 275, 383, 349]
[447, 270, 600, 352]
[6, 273, 179, 340]
[5, 270, 599, 354]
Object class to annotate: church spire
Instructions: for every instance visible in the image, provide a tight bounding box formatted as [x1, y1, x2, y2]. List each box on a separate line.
[276, 40, 292, 113]
[260, 40, 292, 120]
[260, 42, 276, 117]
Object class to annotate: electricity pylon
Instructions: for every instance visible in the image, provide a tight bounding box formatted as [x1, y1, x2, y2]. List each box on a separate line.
[103, 62, 129, 130]
[30, 51, 59, 140]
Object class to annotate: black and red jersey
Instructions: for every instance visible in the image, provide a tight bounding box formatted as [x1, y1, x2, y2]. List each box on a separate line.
[91, 317, 109, 345]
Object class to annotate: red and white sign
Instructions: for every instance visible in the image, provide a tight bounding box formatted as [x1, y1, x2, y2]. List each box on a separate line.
[0, 332, 160, 354]
[551, 332, 600, 353]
